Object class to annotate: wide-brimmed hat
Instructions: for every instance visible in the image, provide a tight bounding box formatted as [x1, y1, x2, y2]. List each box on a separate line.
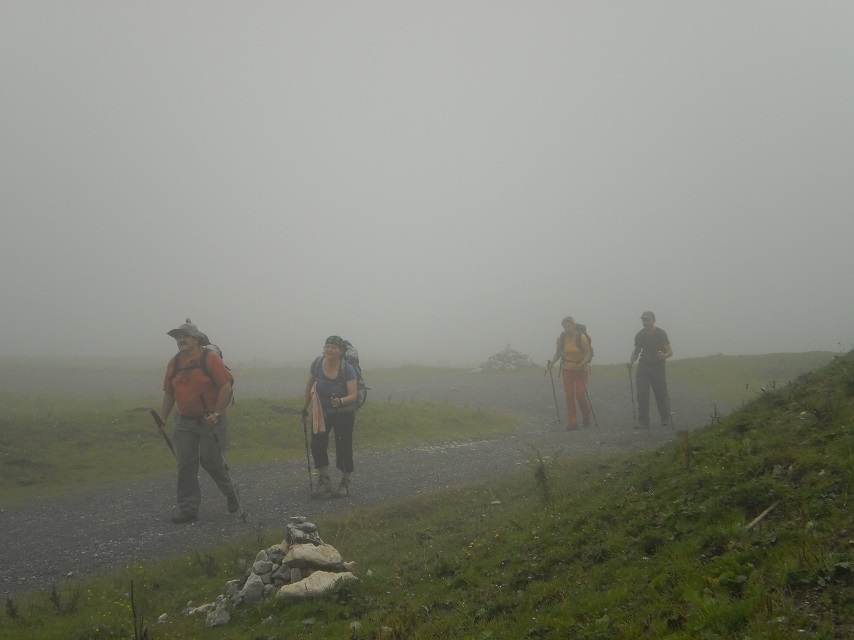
[167, 318, 210, 346]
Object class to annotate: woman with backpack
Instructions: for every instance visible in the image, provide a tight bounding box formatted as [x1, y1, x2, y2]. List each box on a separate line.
[300, 335, 358, 498]
[545, 316, 593, 430]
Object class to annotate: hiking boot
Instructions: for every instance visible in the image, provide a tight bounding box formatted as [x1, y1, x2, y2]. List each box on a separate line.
[227, 494, 240, 513]
[582, 415, 592, 428]
[171, 512, 197, 524]
[332, 477, 351, 499]
[311, 475, 333, 499]
[566, 423, 579, 431]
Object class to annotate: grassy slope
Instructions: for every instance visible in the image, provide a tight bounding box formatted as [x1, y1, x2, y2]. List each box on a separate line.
[592, 351, 837, 406]
[1, 351, 851, 639]
[0, 352, 835, 504]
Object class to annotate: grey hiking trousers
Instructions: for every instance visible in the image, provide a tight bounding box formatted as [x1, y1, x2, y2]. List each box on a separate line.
[174, 415, 237, 516]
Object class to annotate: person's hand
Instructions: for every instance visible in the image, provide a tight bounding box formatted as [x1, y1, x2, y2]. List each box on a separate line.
[657, 351, 666, 361]
[300, 408, 309, 420]
[626, 362, 633, 370]
[204, 412, 220, 426]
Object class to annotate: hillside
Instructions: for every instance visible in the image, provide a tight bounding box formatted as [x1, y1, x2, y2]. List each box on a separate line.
[279, 351, 854, 638]
[1, 351, 851, 639]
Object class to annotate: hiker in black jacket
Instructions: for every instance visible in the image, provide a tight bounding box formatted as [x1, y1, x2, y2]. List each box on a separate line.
[627, 311, 673, 428]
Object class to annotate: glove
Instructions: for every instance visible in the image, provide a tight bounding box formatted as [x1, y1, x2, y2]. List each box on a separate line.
[300, 408, 308, 420]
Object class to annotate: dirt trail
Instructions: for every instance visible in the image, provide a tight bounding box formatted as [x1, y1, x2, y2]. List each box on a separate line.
[1, 371, 722, 599]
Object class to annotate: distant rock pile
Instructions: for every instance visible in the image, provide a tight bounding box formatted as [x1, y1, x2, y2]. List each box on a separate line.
[473, 345, 538, 372]
[166, 518, 358, 629]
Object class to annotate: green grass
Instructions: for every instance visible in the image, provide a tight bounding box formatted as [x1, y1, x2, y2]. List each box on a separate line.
[591, 351, 836, 405]
[0, 393, 519, 505]
[3, 351, 834, 504]
[2, 351, 851, 638]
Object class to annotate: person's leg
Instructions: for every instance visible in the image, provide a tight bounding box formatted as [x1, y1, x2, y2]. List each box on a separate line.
[636, 366, 651, 427]
[331, 413, 355, 474]
[650, 367, 671, 425]
[310, 428, 332, 497]
[311, 429, 330, 469]
[331, 412, 356, 497]
[173, 424, 201, 518]
[561, 369, 578, 428]
[198, 418, 238, 508]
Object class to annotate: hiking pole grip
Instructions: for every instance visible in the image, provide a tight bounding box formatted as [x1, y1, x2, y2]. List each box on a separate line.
[150, 410, 177, 460]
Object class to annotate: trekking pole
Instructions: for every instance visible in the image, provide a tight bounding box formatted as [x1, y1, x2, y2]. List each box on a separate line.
[149, 410, 177, 460]
[199, 395, 244, 519]
[583, 383, 599, 427]
[627, 364, 637, 423]
[300, 412, 314, 490]
[662, 376, 676, 430]
[546, 363, 561, 425]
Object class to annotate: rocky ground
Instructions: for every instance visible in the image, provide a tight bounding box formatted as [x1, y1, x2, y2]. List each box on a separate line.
[0, 370, 725, 600]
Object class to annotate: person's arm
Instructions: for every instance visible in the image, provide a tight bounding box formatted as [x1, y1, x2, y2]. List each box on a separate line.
[627, 346, 641, 368]
[160, 392, 175, 422]
[204, 379, 233, 425]
[213, 380, 232, 414]
[332, 378, 359, 408]
[578, 337, 592, 368]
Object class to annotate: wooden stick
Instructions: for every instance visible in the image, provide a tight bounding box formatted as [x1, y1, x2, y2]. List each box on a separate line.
[745, 500, 781, 531]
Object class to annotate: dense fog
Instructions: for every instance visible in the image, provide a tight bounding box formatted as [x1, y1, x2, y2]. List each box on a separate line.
[1, 3, 852, 367]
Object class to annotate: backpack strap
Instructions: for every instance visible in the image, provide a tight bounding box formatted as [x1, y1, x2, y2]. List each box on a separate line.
[200, 348, 210, 379]
[172, 349, 232, 385]
[171, 351, 200, 377]
[311, 355, 348, 384]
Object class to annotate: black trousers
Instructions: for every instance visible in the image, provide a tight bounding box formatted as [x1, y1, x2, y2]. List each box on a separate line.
[636, 364, 671, 426]
[311, 410, 356, 473]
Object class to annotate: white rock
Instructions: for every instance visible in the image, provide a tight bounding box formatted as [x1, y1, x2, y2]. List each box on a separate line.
[275, 571, 357, 600]
[282, 543, 343, 570]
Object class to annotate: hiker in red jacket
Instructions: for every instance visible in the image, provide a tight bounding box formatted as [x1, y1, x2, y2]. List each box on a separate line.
[160, 319, 237, 524]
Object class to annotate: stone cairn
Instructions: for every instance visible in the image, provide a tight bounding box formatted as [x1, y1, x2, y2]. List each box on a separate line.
[473, 344, 538, 372]
[165, 517, 358, 628]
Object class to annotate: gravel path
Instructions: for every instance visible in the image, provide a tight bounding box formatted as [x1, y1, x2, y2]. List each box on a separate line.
[1, 371, 723, 599]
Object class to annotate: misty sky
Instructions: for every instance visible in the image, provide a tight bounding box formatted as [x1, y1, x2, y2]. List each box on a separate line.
[1, 2, 852, 368]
